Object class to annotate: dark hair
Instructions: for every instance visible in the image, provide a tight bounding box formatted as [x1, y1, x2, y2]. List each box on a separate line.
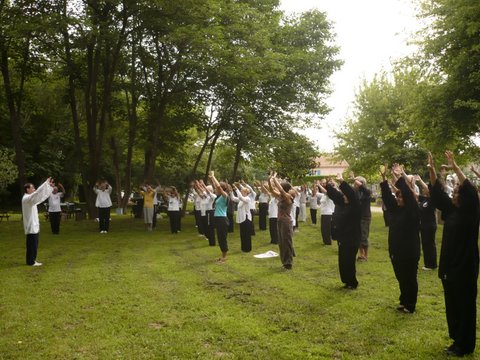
[281, 182, 292, 192]
[219, 181, 228, 192]
[24, 183, 33, 193]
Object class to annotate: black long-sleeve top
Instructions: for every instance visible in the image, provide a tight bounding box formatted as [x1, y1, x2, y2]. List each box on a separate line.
[418, 195, 437, 229]
[326, 181, 361, 246]
[380, 177, 420, 261]
[357, 185, 372, 219]
[429, 179, 479, 281]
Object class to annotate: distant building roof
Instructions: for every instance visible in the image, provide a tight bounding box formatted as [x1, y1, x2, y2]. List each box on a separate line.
[308, 155, 349, 177]
[314, 156, 349, 168]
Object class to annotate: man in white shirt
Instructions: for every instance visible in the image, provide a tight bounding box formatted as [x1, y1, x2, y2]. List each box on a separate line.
[22, 178, 54, 266]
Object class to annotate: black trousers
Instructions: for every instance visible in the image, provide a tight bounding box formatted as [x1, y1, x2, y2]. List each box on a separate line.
[250, 209, 256, 235]
[195, 209, 203, 234]
[152, 205, 158, 229]
[98, 207, 111, 232]
[26, 233, 39, 265]
[227, 212, 234, 233]
[321, 215, 332, 245]
[338, 240, 358, 288]
[391, 256, 418, 312]
[49, 211, 61, 234]
[215, 217, 229, 253]
[269, 218, 278, 244]
[442, 278, 477, 353]
[201, 211, 216, 246]
[420, 226, 437, 269]
[310, 209, 317, 225]
[294, 207, 299, 229]
[168, 211, 181, 233]
[239, 219, 252, 252]
[258, 203, 268, 230]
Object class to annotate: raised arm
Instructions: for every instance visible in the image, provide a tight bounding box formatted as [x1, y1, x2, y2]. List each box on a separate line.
[209, 172, 227, 198]
[445, 151, 466, 185]
[427, 152, 437, 185]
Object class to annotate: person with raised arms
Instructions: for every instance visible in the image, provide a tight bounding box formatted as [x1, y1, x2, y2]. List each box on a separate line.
[268, 172, 296, 270]
[326, 174, 361, 289]
[209, 171, 230, 263]
[428, 151, 479, 357]
[47, 182, 65, 235]
[22, 177, 55, 266]
[230, 182, 252, 252]
[380, 163, 420, 312]
[94, 180, 112, 234]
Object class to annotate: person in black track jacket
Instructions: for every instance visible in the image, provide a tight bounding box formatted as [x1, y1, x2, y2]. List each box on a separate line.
[428, 151, 479, 357]
[380, 163, 420, 314]
[326, 174, 361, 289]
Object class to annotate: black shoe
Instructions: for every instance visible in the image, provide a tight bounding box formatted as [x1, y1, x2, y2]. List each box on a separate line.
[444, 344, 469, 357]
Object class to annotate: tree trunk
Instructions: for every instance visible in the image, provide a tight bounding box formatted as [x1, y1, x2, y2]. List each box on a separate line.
[231, 142, 243, 182]
[0, 44, 27, 190]
[204, 129, 221, 181]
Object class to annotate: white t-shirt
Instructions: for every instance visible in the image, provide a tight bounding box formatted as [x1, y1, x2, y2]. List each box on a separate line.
[268, 198, 278, 218]
[231, 190, 252, 223]
[94, 186, 113, 208]
[48, 192, 64, 212]
[319, 193, 335, 215]
[309, 193, 320, 210]
[168, 196, 180, 211]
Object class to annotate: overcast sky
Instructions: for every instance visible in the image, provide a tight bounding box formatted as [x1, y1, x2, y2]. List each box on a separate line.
[279, 0, 421, 152]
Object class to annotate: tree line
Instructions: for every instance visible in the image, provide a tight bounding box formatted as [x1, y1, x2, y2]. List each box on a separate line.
[336, 0, 480, 180]
[0, 0, 341, 215]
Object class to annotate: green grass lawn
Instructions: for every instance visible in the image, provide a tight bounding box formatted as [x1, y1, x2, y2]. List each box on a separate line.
[0, 212, 476, 359]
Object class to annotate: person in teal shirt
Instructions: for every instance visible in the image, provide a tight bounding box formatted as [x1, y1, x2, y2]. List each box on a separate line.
[209, 172, 229, 262]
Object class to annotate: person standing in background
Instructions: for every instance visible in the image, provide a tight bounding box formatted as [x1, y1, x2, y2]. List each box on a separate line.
[47, 182, 65, 235]
[166, 186, 181, 234]
[299, 185, 307, 223]
[140, 183, 156, 231]
[256, 181, 269, 231]
[94, 180, 112, 234]
[317, 179, 335, 245]
[309, 183, 320, 225]
[353, 175, 372, 261]
[22, 178, 54, 266]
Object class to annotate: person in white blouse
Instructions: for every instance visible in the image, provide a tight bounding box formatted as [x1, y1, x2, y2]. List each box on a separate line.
[240, 180, 256, 236]
[256, 181, 270, 231]
[231, 184, 252, 252]
[22, 178, 54, 266]
[317, 179, 335, 245]
[195, 180, 217, 246]
[48, 182, 65, 234]
[293, 188, 301, 231]
[93, 180, 113, 233]
[166, 186, 181, 234]
[309, 184, 321, 225]
[261, 182, 278, 244]
[299, 185, 308, 222]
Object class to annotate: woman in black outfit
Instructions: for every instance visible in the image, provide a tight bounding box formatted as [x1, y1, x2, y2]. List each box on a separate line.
[415, 175, 437, 270]
[428, 151, 479, 357]
[326, 174, 361, 289]
[380, 163, 420, 314]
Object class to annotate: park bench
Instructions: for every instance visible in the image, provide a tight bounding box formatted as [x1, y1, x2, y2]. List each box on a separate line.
[0, 211, 10, 222]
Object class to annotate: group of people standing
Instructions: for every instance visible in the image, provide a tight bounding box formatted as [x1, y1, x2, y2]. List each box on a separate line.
[19, 150, 479, 357]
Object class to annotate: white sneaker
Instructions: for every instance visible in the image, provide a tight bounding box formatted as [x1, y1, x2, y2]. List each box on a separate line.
[33, 261, 43, 266]
[422, 266, 434, 271]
